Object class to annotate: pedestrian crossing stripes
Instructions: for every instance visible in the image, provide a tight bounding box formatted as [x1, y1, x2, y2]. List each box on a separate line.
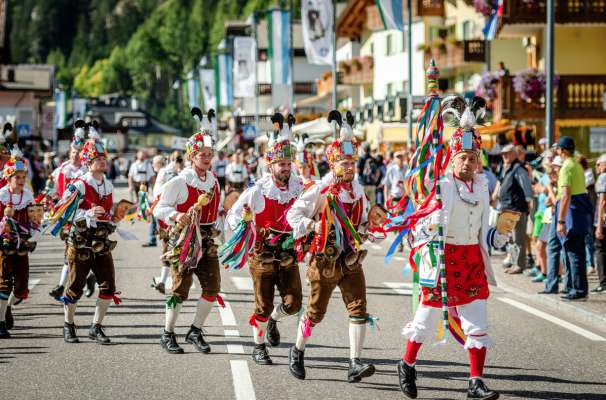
[383, 282, 412, 295]
[231, 276, 254, 291]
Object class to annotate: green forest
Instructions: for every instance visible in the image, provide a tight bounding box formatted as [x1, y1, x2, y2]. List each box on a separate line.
[7, 0, 295, 126]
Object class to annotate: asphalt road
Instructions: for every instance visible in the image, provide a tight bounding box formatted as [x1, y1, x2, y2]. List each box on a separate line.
[2, 192, 606, 400]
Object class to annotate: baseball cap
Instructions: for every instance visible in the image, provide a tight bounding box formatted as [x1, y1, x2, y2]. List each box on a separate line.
[597, 154, 606, 165]
[556, 136, 575, 152]
[500, 143, 516, 153]
[552, 156, 563, 167]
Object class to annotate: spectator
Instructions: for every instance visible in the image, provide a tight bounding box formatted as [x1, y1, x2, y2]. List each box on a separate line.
[142, 155, 165, 248]
[477, 152, 497, 197]
[375, 153, 386, 206]
[315, 149, 330, 177]
[225, 152, 248, 192]
[128, 150, 155, 202]
[245, 148, 259, 179]
[593, 153, 606, 294]
[497, 61, 510, 77]
[493, 144, 534, 274]
[579, 155, 597, 274]
[544, 136, 592, 301]
[383, 150, 407, 210]
[357, 143, 382, 207]
[213, 150, 228, 192]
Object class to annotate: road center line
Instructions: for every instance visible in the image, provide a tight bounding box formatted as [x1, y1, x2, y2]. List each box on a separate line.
[224, 329, 245, 354]
[383, 282, 413, 295]
[497, 297, 606, 341]
[217, 292, 237, 326]
[230, 360, 256, 400]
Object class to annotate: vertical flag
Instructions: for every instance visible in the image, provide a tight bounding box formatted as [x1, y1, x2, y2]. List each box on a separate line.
[267, 9, 291, 85]
[215, 40, 234, 108]
[483, 0, 504, 40]
[233, 37, 256, 98]
[186, 69, 200, 108]
[301, 0, 333, 65]
[200, 69, 217, 110]
[376, 0, 404, 31]
[54, 89, 66, 129]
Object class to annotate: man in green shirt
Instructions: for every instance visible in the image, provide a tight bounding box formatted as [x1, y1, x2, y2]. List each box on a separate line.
[544, 136, 591, 301]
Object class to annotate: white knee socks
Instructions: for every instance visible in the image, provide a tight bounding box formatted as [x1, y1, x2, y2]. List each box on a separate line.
[192, 298, 214, 329]
[165, 303, 182, 332]
[93, 298, 111, 325]
[0, 299, 7, 322]
[159, 266, 170, 284]
[59, 264, 70, 286]
[349, 322, 366, 359]
[295, 316, 313, 351]
[270, 303, 289, 322]
[252, 319, 268, 345]
[64, 303, 77, 324]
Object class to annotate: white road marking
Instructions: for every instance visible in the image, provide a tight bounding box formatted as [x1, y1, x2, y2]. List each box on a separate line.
[383, 282, 413, 295]
[224, 329, 245, 354]
[217, 292, 237, 326]
[230, 360, 256, 400]
[371, 244, 382, 250]
[154, 276, 195, 289]
[231, 276, 254, 291]
[28, 279, 40, 291]
[393, 256, 407, 262]
[498, 297, 606, 341]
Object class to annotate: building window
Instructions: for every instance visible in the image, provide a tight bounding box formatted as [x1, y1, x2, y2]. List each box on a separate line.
[386, 34, 393, 56]
[387, 83, 394, 96]
[401, 30, 407, 52]
[462, 21, 472, 41]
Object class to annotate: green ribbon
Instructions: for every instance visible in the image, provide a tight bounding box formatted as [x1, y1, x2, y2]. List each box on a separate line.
[165, 295, 181, 309]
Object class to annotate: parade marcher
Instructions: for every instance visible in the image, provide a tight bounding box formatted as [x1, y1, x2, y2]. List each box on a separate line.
[0, 121, 15, 189]
[294, 133, 321, 184]
[52, 125, 121, 344]
[0, 149, 42, 338]
[48, 120, 88, 301]
[286, 110, 385, 382]
[397, 95, 509, 400]
[225, 113, 304, 365]
[153, 108, 222, 354]
[151, 151, 184, 294]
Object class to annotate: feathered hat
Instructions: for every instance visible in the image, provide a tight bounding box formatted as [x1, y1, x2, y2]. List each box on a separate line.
[325, 110, 358, 165]
[294, 132, 322, 177]
[80, 120, 107, 164]
[441, 95, 486, 157]
[265, 113, 295, 164]
[71, 119, 87, 150]
[3, 147, 27, 179]
[186, 107, 217, 159]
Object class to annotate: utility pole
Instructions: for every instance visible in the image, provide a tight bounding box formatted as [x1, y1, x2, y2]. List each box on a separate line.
[289, 0, 295, 111]
[252, 12, 260, 148]
[545, 0, 555, 146]
[331, 0, 337, 109]
[407, 0, 413, 148]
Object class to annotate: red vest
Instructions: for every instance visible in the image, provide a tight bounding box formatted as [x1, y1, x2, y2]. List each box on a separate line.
[175, 182, 220, 224]
[0, 204, 29, 225]
[0, 178, 7, 189]
[342, 198, 364, 227]
[255, 196, 295, 233]
[77, 180, 113, 216]
[57, 169, 70, 198]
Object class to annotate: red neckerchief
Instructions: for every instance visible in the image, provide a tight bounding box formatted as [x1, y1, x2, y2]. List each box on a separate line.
[453, 174, 474, 193]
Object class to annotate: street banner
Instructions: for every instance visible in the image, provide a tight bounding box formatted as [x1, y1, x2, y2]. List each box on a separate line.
[187, 70, 200, 108]
[233, 36, 256, 98]
[483, 0, 503, 40]
[54, 89, 66, 129]
[267, 9, 291, 85]
[376, 0, 404, 31]
[215, 43, 233, 108]
[301, 0, 333, 65]
[199, 69, 217, 110]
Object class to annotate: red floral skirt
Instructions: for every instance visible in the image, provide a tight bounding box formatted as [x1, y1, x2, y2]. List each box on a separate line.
[421, 243, 489, 308]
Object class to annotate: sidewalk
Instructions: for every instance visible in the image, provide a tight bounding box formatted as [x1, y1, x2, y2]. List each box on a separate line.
[492, 254, 606, 333]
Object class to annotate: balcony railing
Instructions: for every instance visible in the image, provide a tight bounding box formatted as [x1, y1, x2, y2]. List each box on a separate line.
[493, 75, 606, 121]
[366, 0, 444, 31]
[338, 56, 374, 85]
[503, 0, 606, 24]
[422, 40, 485, 73]
[256, 82, 316, 96]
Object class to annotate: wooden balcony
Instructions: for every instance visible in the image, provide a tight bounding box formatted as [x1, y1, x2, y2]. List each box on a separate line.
[338, 56, 374, 85]
[493, 75, 606, 121]
[503, 0, 606, 24]
[422, 40, 485, 74]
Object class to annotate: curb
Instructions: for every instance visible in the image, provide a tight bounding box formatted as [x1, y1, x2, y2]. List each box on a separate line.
[495, 278, 606, 333]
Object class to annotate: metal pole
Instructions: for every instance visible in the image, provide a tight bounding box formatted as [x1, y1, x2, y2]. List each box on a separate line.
[289, 0, 295, 111]
[407, 0, 413, 148]
[545, 0, 555, 146]
[331, 0, 337, 109]
[253, 13, 260, 150]
[485, 40, 491, 72]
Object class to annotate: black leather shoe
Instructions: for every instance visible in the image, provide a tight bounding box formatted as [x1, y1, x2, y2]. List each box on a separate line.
[266, 317, 280, 347]
[49, 285, 64, 301]
[84, 274, 96, 298]
[0, 321, 10, 338]
[185, 325, 211, 353]
[160, 330, 184, 354]
[88, 323, 111, 344]
[5, 306, 13, 330]
[561, 294, 587, 301]
[142, 242, 157, 247]
[347, 358, 375, 383]
[252, 343, 272, 365]
[590, 286, 606, 294]
[288, 346, 305, 379]
[398, 360, 418, 398]
[467, 378, 499, 400]
[537, 290, 557, 294]
[63, 322, 79, 343]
